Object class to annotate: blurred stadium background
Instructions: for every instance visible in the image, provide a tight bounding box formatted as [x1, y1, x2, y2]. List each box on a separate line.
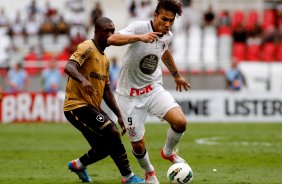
[0, 0, 281, 123]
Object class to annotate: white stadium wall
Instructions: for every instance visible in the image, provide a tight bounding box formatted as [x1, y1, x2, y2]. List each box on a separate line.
[1, 90, 282, 124]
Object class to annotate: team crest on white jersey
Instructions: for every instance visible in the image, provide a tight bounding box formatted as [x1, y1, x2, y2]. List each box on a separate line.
[127, 127, 137, 137]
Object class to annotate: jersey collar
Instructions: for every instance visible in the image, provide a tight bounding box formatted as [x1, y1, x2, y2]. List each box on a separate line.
[92, 39, 104, 55]
[150, 20, 164, 37]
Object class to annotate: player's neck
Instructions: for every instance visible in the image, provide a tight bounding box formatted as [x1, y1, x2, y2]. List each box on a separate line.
[92, 39, 105, 54]
[150, 20, 163, 37]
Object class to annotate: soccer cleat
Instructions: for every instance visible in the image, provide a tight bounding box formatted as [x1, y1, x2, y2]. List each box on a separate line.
[145, 171, 160, 184]
[68, 161, 92, 182]
[121, 174, 145, 184]
[161, 149, 186, 164]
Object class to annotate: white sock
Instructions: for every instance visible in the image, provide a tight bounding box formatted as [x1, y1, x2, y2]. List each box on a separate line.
[134, 150, 155, 173]
[73, 158, 85, 169]
[123, 172, 134, 180]
[163, 127, 184, 156]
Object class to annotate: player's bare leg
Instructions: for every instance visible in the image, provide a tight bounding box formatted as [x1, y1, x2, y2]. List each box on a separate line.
[161, 107, 187, 163]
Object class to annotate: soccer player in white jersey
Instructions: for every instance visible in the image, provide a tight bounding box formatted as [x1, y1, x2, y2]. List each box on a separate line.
[108, 0, 190, 183]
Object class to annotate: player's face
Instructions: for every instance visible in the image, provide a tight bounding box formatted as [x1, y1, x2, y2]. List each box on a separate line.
[153, 8, 175, 34]
[97, 22, 115, 47]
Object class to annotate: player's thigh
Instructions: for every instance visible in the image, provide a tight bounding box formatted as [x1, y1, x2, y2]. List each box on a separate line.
[148, 88, 179, 121]
[64, 105, 113, 147]
[115, 93, 147, 142]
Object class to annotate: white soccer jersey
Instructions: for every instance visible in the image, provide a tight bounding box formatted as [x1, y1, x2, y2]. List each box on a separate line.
[116, 20, 173, 96]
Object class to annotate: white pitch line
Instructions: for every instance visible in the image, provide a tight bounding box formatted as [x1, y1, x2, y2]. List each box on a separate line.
[195, 136, 277, 147]
[195, 137, 221, 145]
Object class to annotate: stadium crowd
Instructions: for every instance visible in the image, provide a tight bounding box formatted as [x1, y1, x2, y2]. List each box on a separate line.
[0, 0, 281, 92]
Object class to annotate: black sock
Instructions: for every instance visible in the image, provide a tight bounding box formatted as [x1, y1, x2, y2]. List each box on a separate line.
[80, 148, 109, 167]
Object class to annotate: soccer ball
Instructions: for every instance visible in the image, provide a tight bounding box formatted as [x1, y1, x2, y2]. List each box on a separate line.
[167, 163, 193, 184]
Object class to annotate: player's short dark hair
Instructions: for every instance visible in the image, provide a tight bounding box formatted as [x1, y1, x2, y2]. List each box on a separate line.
[155, 0, 183, 16]
[95, 17, 113, 30]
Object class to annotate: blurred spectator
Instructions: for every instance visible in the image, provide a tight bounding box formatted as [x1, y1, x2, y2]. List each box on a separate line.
[181, 0, 201, 29]
[43, 0, 58, 21]
[55, 15, 69, 36]
[56, 47, 71, 61]
[202, 5, 215, 27]
[8, 11, 25, 38]
[24, 14, 40, 41]
[25, 46, 39, 61]
[0, 8, 10, 33]
[66, 1, 88, 39]
[27, 0, 41, 17]
[109, 56, 120, 90]
[40, 46, 53, 63]
[70, 31, 85, 52]
[0, 32, 11, 64]
[247, 22, 263, 46]
[136, 0, 152, 21]
[0, 85, 3, 102]
[128, 0, 137, 18]
[182, 0, 191, 6]
[90, 2, 103, 26]
[225, 57, 246, 91]
[41, 58, 62, 93]
[218, 10, 231, 27]
[262, 25, 279, 44]
[277, 0, 282, 31]
[24, 46, 40, 75]
[56, 47, 71, 73]
[5, 62, 29, 93]
[232, 23, 247, 43]
[65, 0, 85, 12]
[39, 16, 56, 35]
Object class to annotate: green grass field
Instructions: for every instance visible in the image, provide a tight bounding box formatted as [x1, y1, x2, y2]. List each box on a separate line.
[0, 122, 281, 184]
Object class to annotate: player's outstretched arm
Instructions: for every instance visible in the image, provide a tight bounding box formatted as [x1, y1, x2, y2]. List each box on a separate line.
[162, 49, 191, 92]
[107, 32, 161, 46]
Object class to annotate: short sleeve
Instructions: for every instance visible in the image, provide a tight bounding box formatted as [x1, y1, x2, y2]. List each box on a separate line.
[119, 21, 145, 35]
[69, 42, 93, 67]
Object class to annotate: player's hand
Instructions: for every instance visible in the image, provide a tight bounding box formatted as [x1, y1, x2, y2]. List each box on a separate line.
[174, 76, 191, 92]
[117, 117, 126, 136]
[81, 79, 97, 96]
[141, 32, 162, 43]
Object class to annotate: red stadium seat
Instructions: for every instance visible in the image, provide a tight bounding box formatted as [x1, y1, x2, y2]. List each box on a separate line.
[246, 10, 259, 30]
[232, 43, 246, 61]
[24, 52, 40, 75]
[232, 10, 244, 28]
[276, 44, 282, 61]
[246, 44, 260, 61]
[263, 9, 275, 30]
[261, 43, 276, 61]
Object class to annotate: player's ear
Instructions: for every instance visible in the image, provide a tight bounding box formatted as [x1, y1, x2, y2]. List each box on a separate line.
[153, 12, 157, 19]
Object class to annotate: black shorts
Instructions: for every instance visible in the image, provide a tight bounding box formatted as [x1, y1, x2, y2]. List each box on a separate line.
[64, 105, 116, 149]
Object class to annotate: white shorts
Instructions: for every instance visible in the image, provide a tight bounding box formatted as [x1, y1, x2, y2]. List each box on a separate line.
[115, 86, 179, 142]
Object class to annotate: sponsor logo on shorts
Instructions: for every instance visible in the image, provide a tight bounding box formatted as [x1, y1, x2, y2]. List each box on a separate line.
[96, 114, 104, 122]
[130, 84, 153, 96]
[127, 127, 136, 137]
